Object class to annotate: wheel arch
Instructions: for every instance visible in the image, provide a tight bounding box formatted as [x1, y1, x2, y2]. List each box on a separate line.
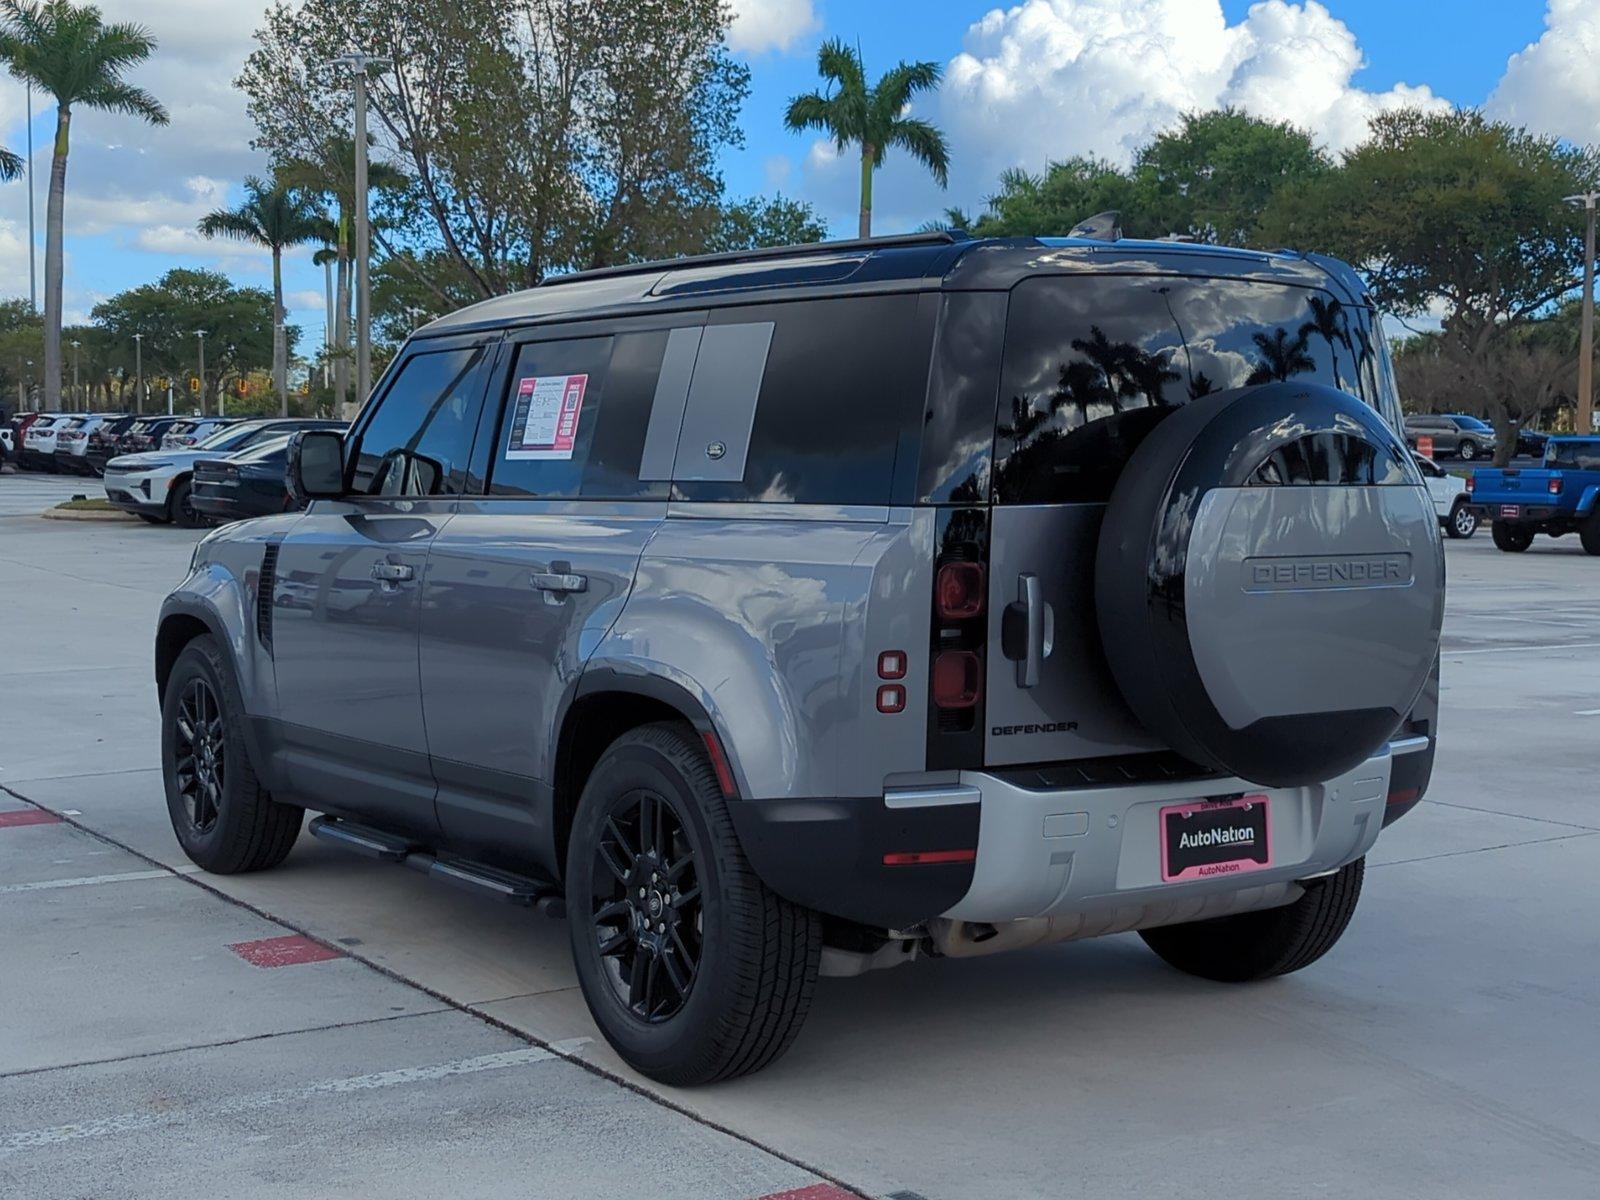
[551, 669, 742, 878]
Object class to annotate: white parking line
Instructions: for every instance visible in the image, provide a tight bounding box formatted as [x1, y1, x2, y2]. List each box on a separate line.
[1575, 709, 1600, 717]
[0, 866, 201, 895]
[0, 1040, 590, 1154]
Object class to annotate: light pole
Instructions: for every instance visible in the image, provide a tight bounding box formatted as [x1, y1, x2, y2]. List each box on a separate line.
[195, 330, 207, 415]
[69, 339, 80, 411]
[329, 52, 391, 411]
[131, 333, 144, 415]
[1565, 193, 1598, 435]
[26, 81, 35, 314]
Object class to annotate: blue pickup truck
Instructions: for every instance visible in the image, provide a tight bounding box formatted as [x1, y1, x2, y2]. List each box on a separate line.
[1467, 436, 1600, 554]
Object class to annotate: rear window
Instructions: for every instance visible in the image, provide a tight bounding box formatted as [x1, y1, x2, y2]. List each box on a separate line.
[671, 294, 928, 505]
[1548, 440, 1600, 471]
[993, 275, 1382, 504]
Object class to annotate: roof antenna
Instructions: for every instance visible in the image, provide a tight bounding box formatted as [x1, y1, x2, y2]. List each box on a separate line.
[1069, 211, 1121, 242]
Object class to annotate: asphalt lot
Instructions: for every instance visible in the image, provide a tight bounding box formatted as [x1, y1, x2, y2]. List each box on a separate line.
[3, 482, 1599, 1199]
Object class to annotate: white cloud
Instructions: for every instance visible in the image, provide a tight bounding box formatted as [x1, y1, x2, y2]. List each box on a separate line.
[0, 1, 270, 292]
[725, 0, 818, 55]
[1485, 0, 1600, 147]
[940, 0, 1448, 183]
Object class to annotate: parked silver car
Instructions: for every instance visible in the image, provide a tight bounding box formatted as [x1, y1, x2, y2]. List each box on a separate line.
[155, 232, 1445, 1085]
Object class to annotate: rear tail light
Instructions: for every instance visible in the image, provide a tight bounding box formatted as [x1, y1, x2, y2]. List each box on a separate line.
[932, 650, 981, 709]
[1549, 477, 1563, 495]
[1465, 474, 1474, 492]
[876, 684, 906, 713]
[936, 562, 985, 619]
[925, 509, 990, 769]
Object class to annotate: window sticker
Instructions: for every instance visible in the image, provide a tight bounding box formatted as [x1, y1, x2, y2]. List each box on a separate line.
[505, 373, 588, 460]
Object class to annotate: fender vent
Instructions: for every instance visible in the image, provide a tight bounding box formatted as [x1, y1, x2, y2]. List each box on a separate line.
[257, 542, 280, 655]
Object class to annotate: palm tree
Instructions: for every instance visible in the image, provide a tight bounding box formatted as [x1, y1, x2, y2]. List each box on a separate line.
[1299, 295, 1352, 385]
[785, 39, 949, 238]
[1246, 328, 1317, 385]
[0, 145, 20, 179]
[0, 1, 166, 410]
[199, 176, 325, 415]
[277, 135, 406, 410]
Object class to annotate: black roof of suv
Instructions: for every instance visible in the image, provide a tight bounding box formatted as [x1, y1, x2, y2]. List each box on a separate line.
[418, 232, 1375, 341]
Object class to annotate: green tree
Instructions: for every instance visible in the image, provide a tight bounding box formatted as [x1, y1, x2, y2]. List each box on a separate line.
[1262, 108, 1600, 463]
[784, 38, 949, 238]
[974, 156, 1151, 237]
[198, 175, 325, 415]
[240, 0, 749, 291]
[0, 144, 19, 178]
[0, 0, 166, 410]
[706, 195, 828, 253]
[91, 269, 289, 417]
[973, 111, 1329, 244]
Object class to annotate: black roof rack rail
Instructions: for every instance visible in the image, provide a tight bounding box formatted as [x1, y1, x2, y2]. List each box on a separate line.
[538, 230, 971, 288]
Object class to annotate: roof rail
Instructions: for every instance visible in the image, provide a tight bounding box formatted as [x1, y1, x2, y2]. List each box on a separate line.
[538, 230, 970, 288]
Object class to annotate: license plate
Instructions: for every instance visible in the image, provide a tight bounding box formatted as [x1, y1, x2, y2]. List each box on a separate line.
[1499, 505, 1521, 518]
[1160, 794, 1271, 882]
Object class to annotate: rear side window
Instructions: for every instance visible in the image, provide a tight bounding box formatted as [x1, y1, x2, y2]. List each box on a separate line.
[1549, 440, 1600, 471]
[993, 276, 1377, 504]
[671, 295, 927, 505]
[486, 331, 667, 500]
[350, 345, 489, 496]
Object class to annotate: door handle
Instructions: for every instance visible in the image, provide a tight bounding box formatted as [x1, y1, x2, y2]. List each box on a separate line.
[1001, 573, 1055, 688]
[371, 561, 414, 583]
[531, 569, 587, 594]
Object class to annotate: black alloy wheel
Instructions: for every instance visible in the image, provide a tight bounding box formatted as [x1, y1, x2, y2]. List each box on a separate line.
[589, 787, 702, 1023]
[172, 676, 225, 834]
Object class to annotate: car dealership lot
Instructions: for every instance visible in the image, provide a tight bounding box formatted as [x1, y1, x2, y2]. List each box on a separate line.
[3, 514, 1599, 1199]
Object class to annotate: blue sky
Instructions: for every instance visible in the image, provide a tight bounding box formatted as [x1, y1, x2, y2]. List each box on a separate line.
[0, 0, 1590, 358]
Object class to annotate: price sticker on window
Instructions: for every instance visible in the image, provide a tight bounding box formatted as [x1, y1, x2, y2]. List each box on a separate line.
[506, 374, 587, 460]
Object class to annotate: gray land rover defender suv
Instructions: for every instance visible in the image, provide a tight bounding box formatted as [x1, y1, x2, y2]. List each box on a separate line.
[156, 232, 1443, 1085]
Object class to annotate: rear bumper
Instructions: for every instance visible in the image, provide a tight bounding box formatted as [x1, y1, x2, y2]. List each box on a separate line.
[1467, 503, 1560, 522]
[730, 737, 1430, 931]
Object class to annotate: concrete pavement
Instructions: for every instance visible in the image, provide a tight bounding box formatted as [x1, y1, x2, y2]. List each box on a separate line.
[2, 507, 1599, 1198]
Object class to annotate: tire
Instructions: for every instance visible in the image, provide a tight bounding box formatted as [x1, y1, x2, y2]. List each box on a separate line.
[1580, 514, 1600, 557]
[565, 722, 822, 1086]
[1140, 858, 1364, 983]
[1446, 501, 1478, 539]
[169, 477, 202, 529]
[1491, 521, 1534, 553]
[160, 634, 302, 873]
[1457, 439, 1479, 462]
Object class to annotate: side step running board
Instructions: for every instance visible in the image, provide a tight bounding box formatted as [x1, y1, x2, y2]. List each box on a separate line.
[307, 815, 564, 916]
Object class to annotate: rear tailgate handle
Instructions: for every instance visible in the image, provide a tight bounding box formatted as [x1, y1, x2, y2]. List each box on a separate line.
[1001, 573, 1055, 688]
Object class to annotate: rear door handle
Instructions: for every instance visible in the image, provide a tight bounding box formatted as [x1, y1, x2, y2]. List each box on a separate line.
[371, 561, 414, 583]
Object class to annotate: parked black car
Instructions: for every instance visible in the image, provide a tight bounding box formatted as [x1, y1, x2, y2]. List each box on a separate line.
[191, 434, 302, 523]
[116, 416, 185, 457]
[78, 414, 142, 476]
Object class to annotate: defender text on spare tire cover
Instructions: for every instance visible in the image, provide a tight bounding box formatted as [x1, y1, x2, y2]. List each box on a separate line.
[1096, 381, 1443, 788]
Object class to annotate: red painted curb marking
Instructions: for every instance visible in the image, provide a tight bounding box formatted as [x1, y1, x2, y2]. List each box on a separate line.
[229, 934, 345, 968]
[0, 810, 63, 828]
[753, 1187, 859, 1200]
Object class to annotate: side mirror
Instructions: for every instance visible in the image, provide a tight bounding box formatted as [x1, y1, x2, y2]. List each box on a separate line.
[288, 429, 345, 507]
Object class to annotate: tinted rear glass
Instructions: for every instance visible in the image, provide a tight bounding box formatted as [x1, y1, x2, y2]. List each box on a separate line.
[1548, 440, 1600, 471]
[993, 275, 1381, 504]
[672, 294, 927, 505]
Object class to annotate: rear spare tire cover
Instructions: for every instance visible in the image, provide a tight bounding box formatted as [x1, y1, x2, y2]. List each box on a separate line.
[1095, 382, 1443, 788]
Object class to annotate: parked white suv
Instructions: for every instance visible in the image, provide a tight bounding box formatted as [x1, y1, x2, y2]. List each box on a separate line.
[1413, 453, 1477, 538]
[20, 414, 67, 470]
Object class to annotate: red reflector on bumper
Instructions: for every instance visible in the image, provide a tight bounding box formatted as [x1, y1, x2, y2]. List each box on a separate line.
[701, 730, 737, 797]
[1386, 787, 1421, 807]
[883, 848, 977, 866]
